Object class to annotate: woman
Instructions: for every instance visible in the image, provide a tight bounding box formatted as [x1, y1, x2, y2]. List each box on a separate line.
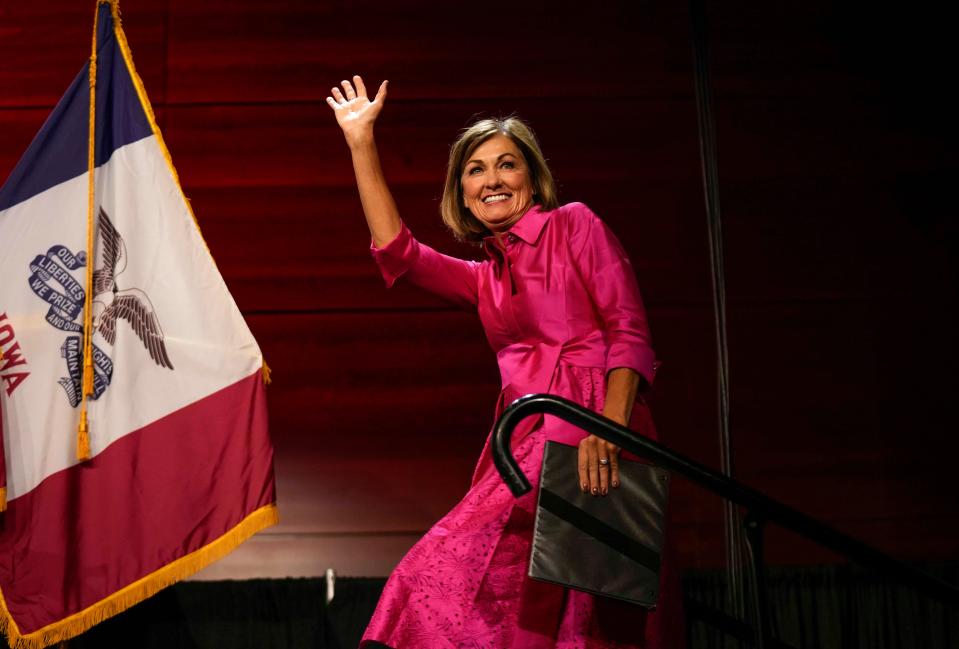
[327, 76, 679, 648]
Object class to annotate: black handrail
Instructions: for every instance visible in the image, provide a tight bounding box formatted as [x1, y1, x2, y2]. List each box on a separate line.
[492, 394, 959, 646]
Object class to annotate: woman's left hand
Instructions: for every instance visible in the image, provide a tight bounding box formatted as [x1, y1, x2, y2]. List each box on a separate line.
[578, 434, 621, 496]
[578, 368, 639, 495]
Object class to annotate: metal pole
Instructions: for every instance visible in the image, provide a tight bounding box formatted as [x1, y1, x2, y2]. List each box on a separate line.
[742, 512, 772, 649]
[688, 0, 745, 621]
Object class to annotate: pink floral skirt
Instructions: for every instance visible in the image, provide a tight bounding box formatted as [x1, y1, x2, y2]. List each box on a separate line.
[361, 366, 683, 648]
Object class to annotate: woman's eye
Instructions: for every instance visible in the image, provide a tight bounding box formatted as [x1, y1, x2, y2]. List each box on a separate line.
[501, 161, 515, 169]
[468, 167, 482, 175]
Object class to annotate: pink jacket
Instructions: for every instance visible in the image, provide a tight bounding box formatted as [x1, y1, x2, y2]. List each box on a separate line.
[372, 202, 657, 450]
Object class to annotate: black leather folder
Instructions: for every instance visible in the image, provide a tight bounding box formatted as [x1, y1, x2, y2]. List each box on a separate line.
[529, 441, 669, 608]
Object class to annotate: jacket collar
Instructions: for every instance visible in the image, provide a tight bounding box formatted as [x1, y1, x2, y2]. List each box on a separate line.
[508, 204, 550, 245]
[482, 204, 551, 259]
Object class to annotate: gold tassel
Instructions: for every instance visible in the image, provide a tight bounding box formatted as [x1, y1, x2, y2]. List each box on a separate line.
[75, 0, 101, 464]
[76, 408, 91, 462]
[261, 361, 272, 386]
[81, 358, 94, 397]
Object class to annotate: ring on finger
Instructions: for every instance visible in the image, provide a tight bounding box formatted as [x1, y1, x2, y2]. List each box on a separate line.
[599, 458, 610, 466]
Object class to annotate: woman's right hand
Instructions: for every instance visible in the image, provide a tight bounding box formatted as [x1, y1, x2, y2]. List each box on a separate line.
[326, 75, 388, 149]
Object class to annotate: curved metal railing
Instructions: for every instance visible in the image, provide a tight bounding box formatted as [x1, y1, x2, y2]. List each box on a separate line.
[491, 393, 959, 648]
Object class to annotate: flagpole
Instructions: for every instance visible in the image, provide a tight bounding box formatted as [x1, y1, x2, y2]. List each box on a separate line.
[0, 2, 277, 644]
[77, 0, 107, 462]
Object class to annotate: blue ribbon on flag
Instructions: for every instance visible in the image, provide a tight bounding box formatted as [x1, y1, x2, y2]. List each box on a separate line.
[58, 335, 113, 407]
[27, 245, 87, 333]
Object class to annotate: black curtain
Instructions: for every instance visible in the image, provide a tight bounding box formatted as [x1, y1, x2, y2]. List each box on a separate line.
[1, 577, 385, 649]
[683, 563, 959, 649]
[70, 578, 344, 649]
[2, 567, 956, 648]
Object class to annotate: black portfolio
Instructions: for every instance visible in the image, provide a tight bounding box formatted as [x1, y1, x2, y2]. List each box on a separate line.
[529, 441, 669, 608]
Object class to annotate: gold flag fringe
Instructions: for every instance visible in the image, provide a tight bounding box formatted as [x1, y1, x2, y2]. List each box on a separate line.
[0, 3, 278, 645]
[261, 361, 272, 386]
[0, 504, 278, 649]
[108, 0, 209, 255]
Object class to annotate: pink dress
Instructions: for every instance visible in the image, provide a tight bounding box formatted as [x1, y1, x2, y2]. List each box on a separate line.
[362, 203, 682, 648]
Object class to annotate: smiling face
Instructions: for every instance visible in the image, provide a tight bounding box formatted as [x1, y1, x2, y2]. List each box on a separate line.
[461, 134, 535, 234]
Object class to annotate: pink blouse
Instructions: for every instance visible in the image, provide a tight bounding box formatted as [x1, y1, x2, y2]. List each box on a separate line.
[371, 202, 657, 449]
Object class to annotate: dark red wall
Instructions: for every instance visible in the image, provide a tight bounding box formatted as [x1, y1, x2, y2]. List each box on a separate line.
[1, 1, 956, 575]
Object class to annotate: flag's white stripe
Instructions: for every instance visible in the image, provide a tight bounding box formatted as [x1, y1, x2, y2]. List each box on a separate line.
[0, 134, 260, 499]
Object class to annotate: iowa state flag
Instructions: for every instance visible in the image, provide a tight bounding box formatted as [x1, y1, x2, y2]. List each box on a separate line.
[0, 2, 277, 646]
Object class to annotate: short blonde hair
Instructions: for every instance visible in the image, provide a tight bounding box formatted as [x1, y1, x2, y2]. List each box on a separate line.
[440, 117, 559, 242]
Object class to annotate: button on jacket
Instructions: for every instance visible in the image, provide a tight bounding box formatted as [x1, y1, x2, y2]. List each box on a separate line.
[371, 201, 657, 460]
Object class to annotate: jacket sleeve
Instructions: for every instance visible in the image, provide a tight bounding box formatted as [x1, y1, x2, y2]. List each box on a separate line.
[568, 203, 658, 387]
[370, 222, 479, 309]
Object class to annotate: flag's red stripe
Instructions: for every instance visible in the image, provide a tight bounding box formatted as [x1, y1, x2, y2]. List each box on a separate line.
[1, 389, 6, 507]
[0, 371, 273, 634]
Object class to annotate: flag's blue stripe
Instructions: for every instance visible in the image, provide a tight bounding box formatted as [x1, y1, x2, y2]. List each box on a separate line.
[0, 7, 152, 212]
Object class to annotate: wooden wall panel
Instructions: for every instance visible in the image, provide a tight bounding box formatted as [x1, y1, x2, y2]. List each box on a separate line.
[707, 1, 959, 566]
[0, 110, 48, 181]
[0, 2, 167, 107]
[163, 1, 691, 103]
[247, 311, 499, 450]
[185, 178, 709, 312]
[2, 0, 956, 582]
[160, 101, 701, 190]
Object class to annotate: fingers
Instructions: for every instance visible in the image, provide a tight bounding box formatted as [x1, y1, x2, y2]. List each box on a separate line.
[577, 445, 589, 495]
[327, 78, 386, 111]
[353, 75, 367, 98]
[609, 450, 621, 489]
[578, 436, 600, 496]
[374, 79, 389, 103]
[597, 449, 610, 495]
[587, 442, 601, 496]
[577, 436, 620, 496]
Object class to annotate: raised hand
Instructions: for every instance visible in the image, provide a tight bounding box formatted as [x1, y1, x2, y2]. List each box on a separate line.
[326, 75, 388, 148]
[325, 74, 401, 246]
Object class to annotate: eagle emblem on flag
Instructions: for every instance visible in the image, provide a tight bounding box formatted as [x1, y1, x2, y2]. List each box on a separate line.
[0, 3, 277, 646]
[93, 207, 174, 370]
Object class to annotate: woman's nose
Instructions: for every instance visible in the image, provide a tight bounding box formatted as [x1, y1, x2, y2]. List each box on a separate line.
[484, 170, 502, 187]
